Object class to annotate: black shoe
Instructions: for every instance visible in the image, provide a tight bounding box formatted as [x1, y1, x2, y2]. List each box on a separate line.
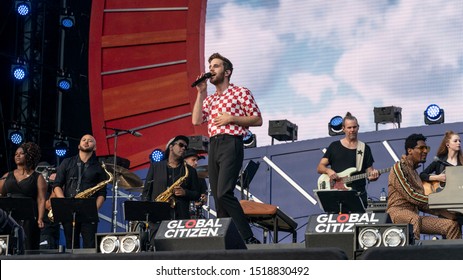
[245, 236, 261, 244]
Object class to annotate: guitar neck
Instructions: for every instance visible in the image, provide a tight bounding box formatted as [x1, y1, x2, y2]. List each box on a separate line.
[343, 168, 391, 184]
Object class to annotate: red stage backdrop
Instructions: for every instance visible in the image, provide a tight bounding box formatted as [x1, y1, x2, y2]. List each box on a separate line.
[88, 0, 208, 170]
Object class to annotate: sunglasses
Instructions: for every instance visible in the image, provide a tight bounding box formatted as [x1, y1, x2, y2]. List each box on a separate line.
[414, 145, 431, 152]
[175, 142, 188, 149]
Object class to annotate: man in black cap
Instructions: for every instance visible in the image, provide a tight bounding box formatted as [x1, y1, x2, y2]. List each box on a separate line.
[142, 135, 201, 219]
[183, 149, 208, 218]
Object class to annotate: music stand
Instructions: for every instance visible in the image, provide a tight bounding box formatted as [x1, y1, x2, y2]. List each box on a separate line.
[315, 190, 365, 214]
[51, 197, 98, 252]
[0, 197, 36, 221]
[237, 160, 260, 199]
[123, 201, 173, 251]
[123, 201, 172, 224]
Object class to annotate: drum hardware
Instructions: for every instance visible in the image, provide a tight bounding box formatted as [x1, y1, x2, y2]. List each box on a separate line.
[103, 126, 143, 233]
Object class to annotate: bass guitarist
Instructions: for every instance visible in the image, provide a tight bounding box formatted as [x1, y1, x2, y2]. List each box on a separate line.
[317, 112, 380, 207]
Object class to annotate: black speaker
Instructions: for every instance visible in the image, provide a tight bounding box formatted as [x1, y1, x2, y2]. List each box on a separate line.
[268, 120, 298, 141]
[305, 232, 353, 259]
[154, 218, 246, 251]
[187, 135, 209, 152]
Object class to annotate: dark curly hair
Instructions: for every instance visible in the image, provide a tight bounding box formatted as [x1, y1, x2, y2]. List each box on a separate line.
[18, 142, 41, 170]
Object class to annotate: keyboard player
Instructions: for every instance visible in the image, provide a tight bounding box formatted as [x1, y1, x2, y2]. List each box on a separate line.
[387, 133, 461, 241]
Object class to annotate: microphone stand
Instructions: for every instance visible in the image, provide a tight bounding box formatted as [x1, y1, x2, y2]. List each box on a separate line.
[103, 126, 141, 233]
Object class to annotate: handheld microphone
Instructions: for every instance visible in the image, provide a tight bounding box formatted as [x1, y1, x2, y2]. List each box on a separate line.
[433, 156, 453, 167]
[191, 72, 212, 88]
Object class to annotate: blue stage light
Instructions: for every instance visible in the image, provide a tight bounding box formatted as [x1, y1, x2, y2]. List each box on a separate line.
[60, 15, 75, 28]
[57, 77, 72, 91]
[243, 130, 256, 148]
[11, 64, 28, 81]
[8, 129, 25, 145]
[54, 140, 69, 157]
[15, 1, 31, 16]
[328, 116, 344, 136]
[150, 149, 164, 162]
[424, 104, 444, 125]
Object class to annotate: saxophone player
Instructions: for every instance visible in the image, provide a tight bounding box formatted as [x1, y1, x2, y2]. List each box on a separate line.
[50, 134, 108, 249]
[142, 135, 201, 220]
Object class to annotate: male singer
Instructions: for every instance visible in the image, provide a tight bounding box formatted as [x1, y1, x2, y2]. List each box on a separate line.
[192, 53, 262, 244]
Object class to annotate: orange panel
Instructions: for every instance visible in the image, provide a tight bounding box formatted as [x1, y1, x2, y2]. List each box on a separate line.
[104, 0, 188, 9]
[102, 29, 187, 48]
[101, 41, 187, 73]
[102, 72, 189, 121]
[102, 63, 186, 90]
[89, 0, 208, 171]
[103, 11, 188, 35]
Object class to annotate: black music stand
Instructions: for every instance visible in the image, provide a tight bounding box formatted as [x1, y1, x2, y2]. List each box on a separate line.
[315, 190, 365, 214]
[51, 197, 98, 252]
[0, 197, 36, 221]
[123, 201, 173, 251]
[237, 160, 260, 199]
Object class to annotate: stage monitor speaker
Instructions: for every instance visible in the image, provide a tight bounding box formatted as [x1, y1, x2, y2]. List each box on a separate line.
[305, 231, 353, 260]
[305, 212, 390, 260]
[154, 218, 246, 251]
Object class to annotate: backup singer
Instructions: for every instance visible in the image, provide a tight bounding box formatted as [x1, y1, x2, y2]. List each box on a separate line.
[387, 133, 461, 240]
[0, 142, 47, 250]
[192, 53, 262, 244]
[419, 130, 462, 188]
[51, 134, 108, 249]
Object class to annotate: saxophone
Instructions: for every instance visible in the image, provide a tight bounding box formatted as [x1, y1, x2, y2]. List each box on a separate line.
[155, 162, 189, 208]
[48, 163, 113, 222]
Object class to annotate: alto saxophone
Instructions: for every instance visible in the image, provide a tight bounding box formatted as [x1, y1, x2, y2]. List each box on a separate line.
[155, 162, 189, 208]
[48, 162, 113, 222]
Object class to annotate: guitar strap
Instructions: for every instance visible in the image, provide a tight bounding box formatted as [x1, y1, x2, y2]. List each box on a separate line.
[356, 141, 365, 172]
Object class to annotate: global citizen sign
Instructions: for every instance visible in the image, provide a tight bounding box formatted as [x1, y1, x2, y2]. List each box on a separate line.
[162, 219, 224, 238]
[312, 213, 386, 233]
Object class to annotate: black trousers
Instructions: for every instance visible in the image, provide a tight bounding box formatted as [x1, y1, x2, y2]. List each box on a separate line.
[63, 221, 97, 249]
[208, 134, 253, 240]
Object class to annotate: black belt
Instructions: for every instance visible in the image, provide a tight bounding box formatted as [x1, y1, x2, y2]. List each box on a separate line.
[210, 134, 242, 141]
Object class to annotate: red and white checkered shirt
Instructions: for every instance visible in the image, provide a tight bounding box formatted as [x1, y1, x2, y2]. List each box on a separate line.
[202, 84, 261, 137]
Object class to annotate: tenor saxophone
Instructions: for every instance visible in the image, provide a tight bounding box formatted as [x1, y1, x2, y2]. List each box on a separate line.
[155, 162, 189, 208]
[48, 162, 113, 222]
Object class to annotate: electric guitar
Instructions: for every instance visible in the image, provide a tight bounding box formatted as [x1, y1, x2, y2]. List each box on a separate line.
[317, 167, 392, 190]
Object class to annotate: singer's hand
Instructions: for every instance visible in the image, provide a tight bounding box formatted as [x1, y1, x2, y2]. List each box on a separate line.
[213, 112, 232, 126]
[195, 73, 209, 92]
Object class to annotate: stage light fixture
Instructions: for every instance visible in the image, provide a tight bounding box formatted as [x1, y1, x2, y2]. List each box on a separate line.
[56, 76, 73, 92]
[11, 64, 28, 81]
[243, 130, 256, 148]
[150, 149, 164, 163]
[355, 224, 413, 252]
[99, 235, 119, 254]
[15, 1, 31, 16]
[60, 15, 75, 29]
[120, 235, 140, 253]
[8, 129, 25, 145]
[424, 104, 444, 125]
[0, 235, 9, 256]
[328, 115, 344, 136]
[97, 233, 141, 254]
[53, 139, 69, 157]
